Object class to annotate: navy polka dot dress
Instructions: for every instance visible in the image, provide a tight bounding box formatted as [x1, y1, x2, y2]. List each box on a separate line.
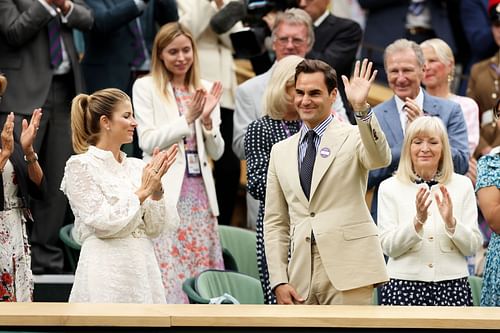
[244, 116, 301, 304]
[381, 277, 473, 306]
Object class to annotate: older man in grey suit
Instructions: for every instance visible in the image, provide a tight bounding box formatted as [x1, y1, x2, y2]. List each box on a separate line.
[0, 0, 93, 274]
[232, 8, 346, 229]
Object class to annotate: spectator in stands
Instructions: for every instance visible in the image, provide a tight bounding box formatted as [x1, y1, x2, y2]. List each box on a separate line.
[244, 55, 303, 304]
[475, 101, 500, 306]
[81, 0, 178, 158]
[61, 88, 178, 303]
[460, 0, 497, 93]
[467, 0, 500, 160]
[132, 23, 225, 303]
[377, 116, 483, 306]
[359, 0, 456, 83]
[298, 0, 362, 122]
[177, 0, 243, 226]
[0, 75, 45, 302]
[420, 38, 480, 182]
[368, 39, 469, 223]
[233, 8, 346, 229]
[0, 0, 93, 275]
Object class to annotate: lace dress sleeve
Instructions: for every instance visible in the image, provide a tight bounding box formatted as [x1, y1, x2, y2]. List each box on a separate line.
[142, 197, 179, 237]
[61, 157, 143, 240]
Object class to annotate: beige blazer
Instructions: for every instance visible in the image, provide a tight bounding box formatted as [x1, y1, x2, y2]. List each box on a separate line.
[264, 116, 391, 298]
[132, 76, 224, 216]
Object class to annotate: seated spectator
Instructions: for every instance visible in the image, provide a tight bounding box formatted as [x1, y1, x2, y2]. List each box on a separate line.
[475, 100, 500, 307]
[377, 116, 483, 306]
[0, 74, 45, 302]
[244, 55, 303, 304]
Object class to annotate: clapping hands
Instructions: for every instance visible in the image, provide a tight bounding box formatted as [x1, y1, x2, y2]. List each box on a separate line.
[185, 81, 223, 129]
[138, 144, 178, 202]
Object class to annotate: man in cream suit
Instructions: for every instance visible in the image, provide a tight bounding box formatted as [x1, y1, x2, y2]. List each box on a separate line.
[264, 58, 390, 305]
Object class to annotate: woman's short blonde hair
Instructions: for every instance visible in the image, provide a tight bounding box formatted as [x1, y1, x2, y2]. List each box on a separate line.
[396, 116, 454, 184]
[420, 38, 455, 67]
[263, 55, 304, 119]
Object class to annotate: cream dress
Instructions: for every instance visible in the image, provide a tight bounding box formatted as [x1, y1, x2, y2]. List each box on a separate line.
[60, 146, 178, 303]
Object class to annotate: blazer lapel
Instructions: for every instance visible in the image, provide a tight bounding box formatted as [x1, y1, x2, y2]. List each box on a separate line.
[287, 133, 309, 207]
[309, 120, 349, 200]
[422, 90, 440, 116]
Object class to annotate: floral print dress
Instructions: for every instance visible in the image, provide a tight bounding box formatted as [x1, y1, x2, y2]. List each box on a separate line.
[154, 87, 224, 304]
[0, 160, 33, 302]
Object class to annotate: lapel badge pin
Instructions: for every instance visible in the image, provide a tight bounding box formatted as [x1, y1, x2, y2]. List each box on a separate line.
[320, 147, 330, 158]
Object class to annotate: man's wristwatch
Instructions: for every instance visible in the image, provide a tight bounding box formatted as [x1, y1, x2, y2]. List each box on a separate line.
[24, 152, 39, 164]
[353, 103, 371, 118]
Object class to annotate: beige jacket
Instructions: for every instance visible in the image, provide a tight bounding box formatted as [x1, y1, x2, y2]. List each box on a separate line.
[264, 116, 391, 298]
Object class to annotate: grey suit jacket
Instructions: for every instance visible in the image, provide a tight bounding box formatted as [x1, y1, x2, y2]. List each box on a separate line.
[232, 68, 272, 160]
[0, 0, 93, 116]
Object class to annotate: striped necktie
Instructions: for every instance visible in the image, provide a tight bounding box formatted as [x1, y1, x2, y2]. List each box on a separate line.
[130, 20, 146, 67]
[48, 18, 63, 68]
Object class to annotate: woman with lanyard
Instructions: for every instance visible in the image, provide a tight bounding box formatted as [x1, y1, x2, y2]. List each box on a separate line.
[132, 23, 225, 303]
[244, 55, 304, 304]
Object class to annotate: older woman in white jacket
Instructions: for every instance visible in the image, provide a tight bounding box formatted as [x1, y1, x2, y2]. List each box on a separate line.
[377, 116, 482, 306]
[132, 22, 225, 303]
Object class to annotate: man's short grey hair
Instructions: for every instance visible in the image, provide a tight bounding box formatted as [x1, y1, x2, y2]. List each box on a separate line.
[271, 8, 315, 50]
[383, 38, 425, 72]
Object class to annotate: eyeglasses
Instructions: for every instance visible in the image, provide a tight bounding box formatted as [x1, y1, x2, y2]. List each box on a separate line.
[275, 36, 306, 47]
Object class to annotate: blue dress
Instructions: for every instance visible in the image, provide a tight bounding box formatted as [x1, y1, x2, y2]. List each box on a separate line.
[475, 154, 500, 306]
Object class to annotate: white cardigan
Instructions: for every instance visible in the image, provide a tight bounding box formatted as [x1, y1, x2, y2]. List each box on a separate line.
[377, 173, 483, 282]
[132, 76, 224, 216]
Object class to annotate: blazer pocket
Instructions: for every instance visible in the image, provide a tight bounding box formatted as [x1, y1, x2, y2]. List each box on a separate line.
[334, 153, 354, 165]
[342, 222, 378, 241]
[439, 238, 458, 253]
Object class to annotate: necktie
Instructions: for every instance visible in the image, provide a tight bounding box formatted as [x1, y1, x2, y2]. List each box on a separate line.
[130, 20, 146, 67]
[48, 18, 63, 68]
[408, 1, 425, 16]
[300, 130, 317, 200]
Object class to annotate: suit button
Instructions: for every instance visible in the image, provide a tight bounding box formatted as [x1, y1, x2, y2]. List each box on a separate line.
[428, 236, 434, 241]
[310, 212, 315, 217]
[305, 237, 311, 242]
[428, 263, 434, 268]
[203, 162, 207, 166]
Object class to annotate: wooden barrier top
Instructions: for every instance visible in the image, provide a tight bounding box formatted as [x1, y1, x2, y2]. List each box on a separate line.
[0, 303, 499, 329]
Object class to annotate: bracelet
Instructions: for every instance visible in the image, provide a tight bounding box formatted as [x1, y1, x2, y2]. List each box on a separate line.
[445, 218, 456, 232]
[24, 152, 38, 164]
[415, 215, 425, 225]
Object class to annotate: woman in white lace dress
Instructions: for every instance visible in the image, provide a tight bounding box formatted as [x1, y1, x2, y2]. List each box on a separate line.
[61, 88, 178, 303]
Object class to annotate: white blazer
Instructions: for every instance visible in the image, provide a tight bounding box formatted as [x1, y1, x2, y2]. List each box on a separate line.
[132, 76, 224, 216]
[377, 173, 483, 282]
